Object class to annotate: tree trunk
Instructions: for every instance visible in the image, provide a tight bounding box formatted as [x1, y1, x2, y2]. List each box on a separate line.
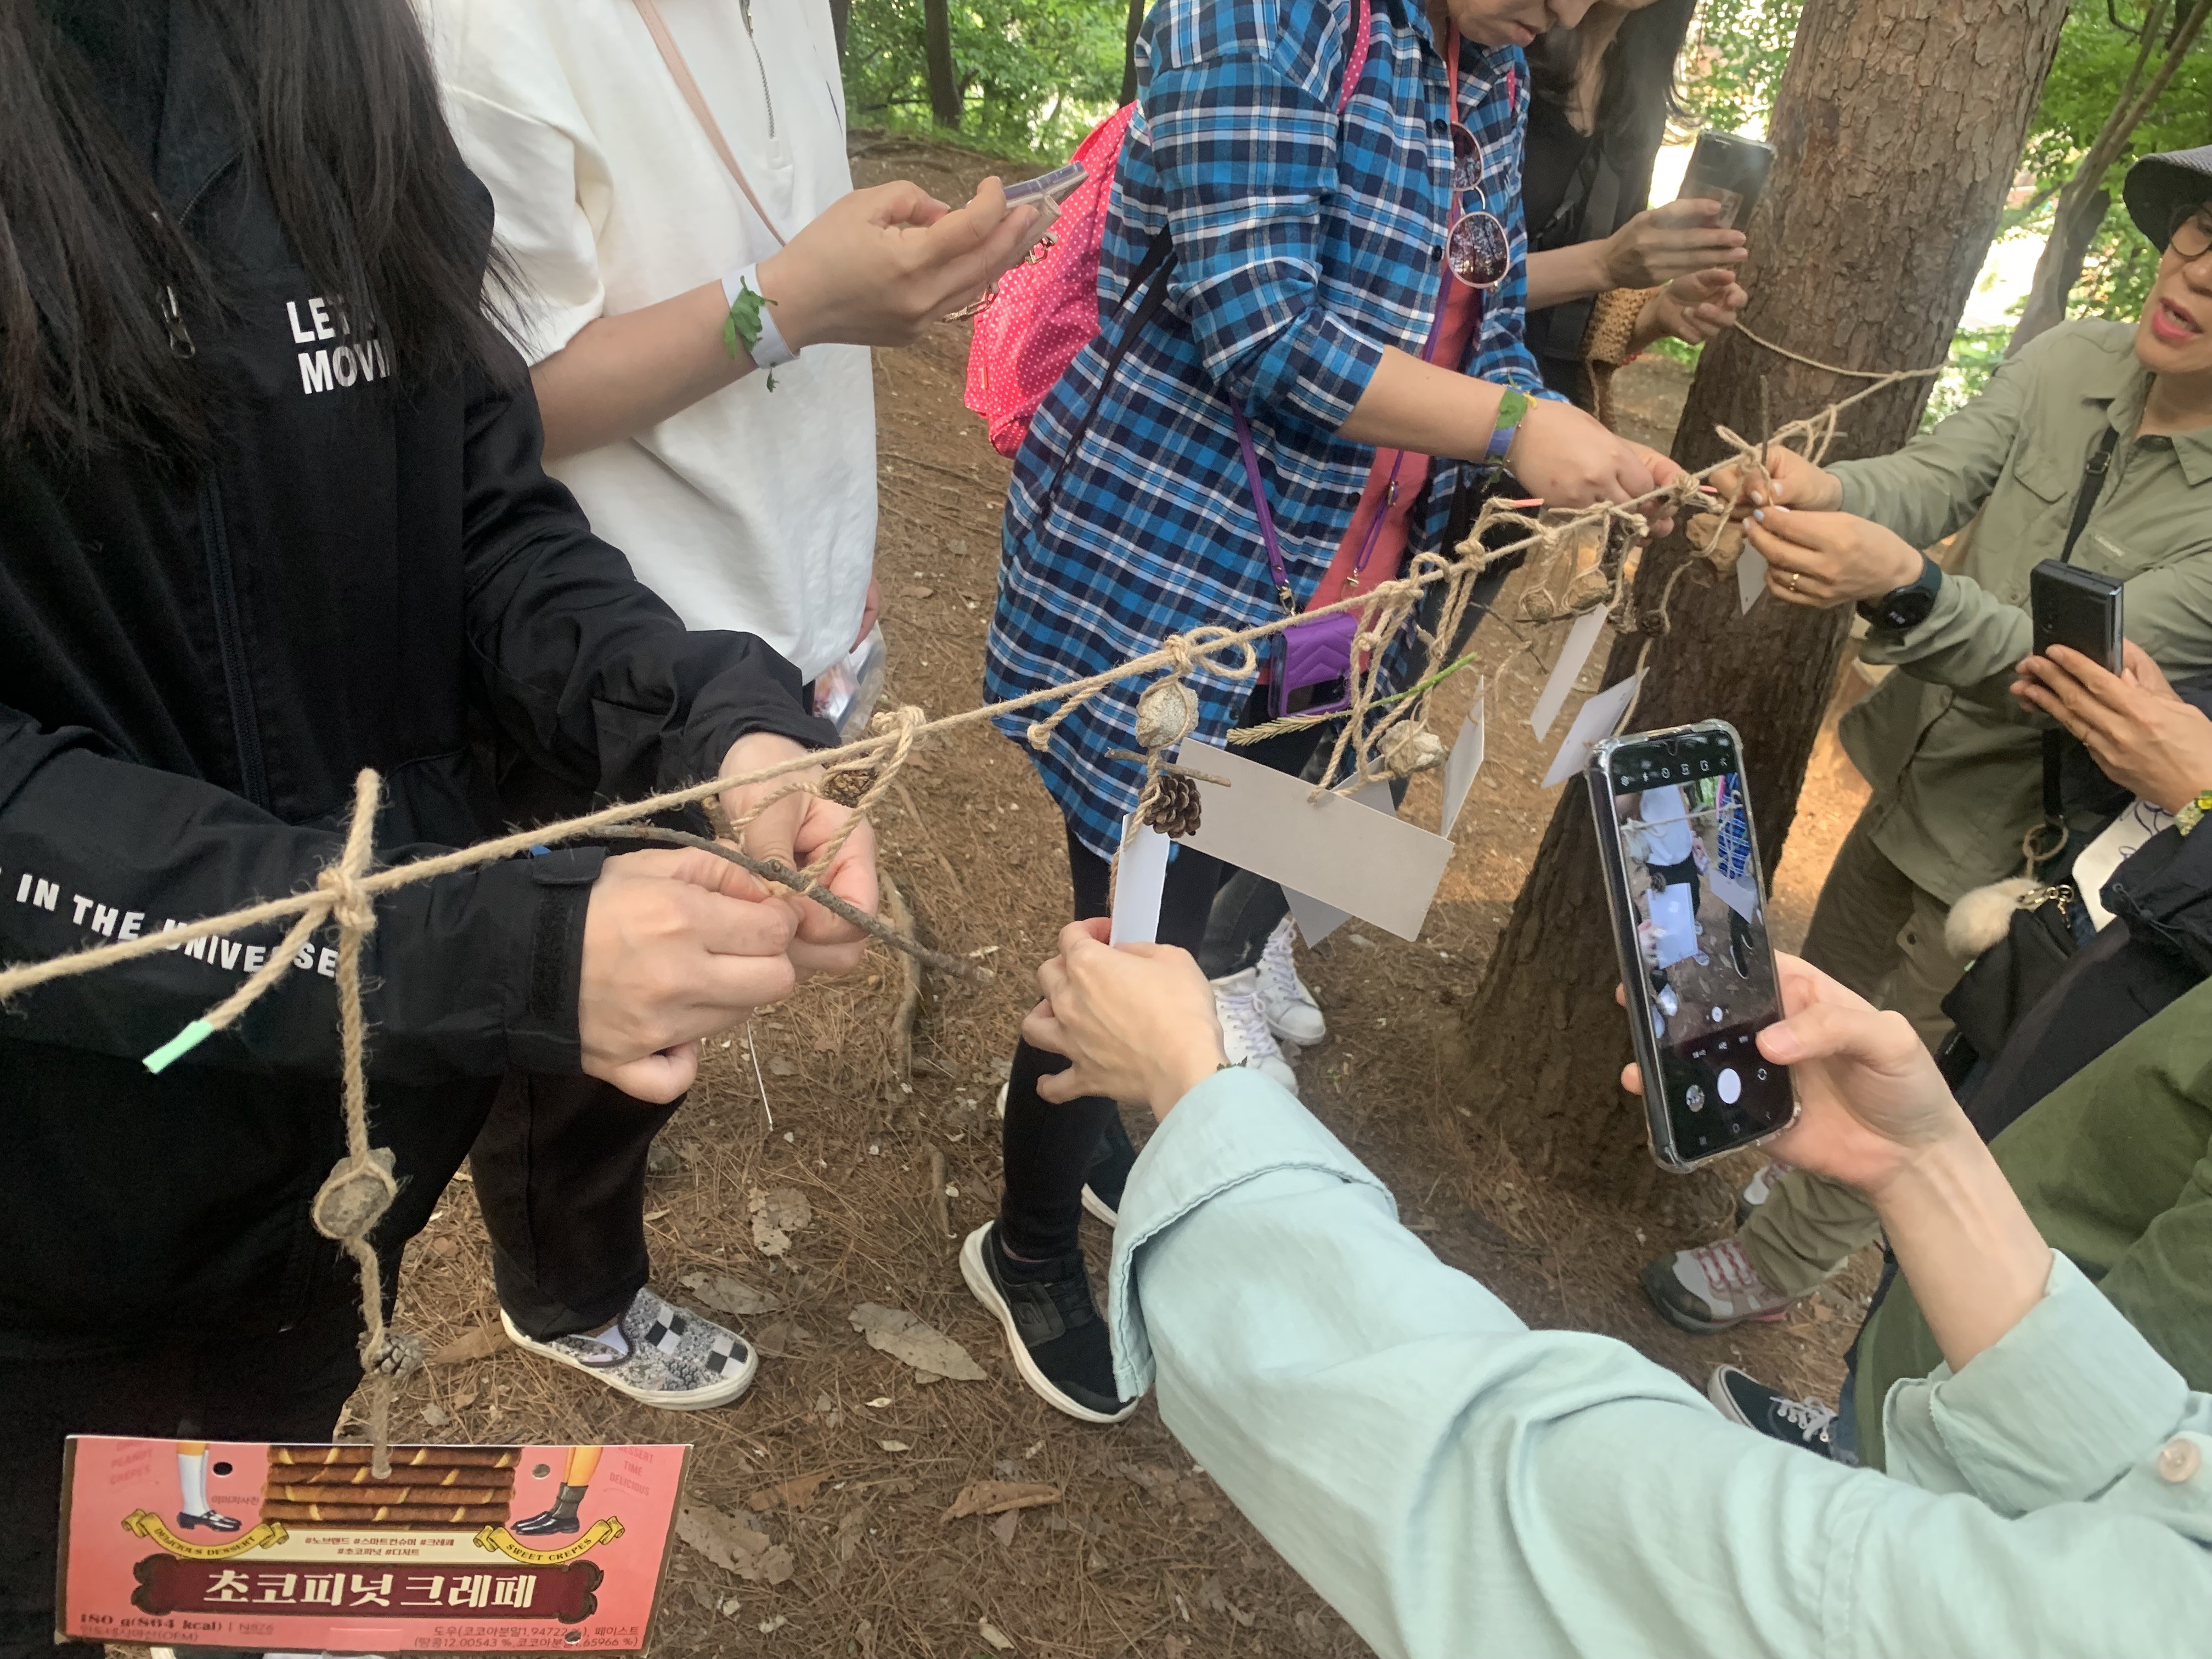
[2007, 0, 2212, 354]
[2010, 183, 2113, 349]
[1122, 0, 1148, 106]
[829, 0, 849, 63]
[1459, 0, 2069, 1203]
[923, 0, 961, 129]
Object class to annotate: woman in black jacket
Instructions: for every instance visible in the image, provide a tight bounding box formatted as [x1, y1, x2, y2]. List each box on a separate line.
[1520, 0, 1748, 415]
[0, 4, 877, 1651]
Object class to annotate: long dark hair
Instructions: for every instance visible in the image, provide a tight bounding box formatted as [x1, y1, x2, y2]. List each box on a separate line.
[0, 0, 510, 455]
[1530, 1, 1695, 149]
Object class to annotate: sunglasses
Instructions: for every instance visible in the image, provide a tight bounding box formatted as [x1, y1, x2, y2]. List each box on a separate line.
[1447, 122, 1511, 290]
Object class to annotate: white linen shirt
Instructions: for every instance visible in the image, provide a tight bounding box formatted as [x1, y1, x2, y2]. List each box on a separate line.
[429, 0, 876, 682]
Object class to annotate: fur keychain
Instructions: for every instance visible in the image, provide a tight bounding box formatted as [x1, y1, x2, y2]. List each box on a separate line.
[1943, 876, 2045, 959]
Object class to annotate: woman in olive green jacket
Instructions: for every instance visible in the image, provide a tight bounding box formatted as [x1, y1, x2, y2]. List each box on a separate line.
[1642, 146, 2212, 1335]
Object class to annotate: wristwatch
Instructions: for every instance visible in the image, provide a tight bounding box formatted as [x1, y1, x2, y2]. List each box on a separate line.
[2177, 788, 2212, 838]
[1857, 554, 1943, 632]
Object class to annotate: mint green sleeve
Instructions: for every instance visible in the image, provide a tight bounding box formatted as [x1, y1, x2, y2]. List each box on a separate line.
[1110, 1071, 2212, 1659]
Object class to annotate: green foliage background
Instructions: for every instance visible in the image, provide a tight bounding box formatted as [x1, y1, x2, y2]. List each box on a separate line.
[844, 0, 1127, 159]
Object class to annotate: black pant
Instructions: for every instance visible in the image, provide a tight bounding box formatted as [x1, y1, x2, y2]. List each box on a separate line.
[0, 1291, 366, 1659]
[998, 691, 1327, 1260]
[471, 1070, 678, 1340]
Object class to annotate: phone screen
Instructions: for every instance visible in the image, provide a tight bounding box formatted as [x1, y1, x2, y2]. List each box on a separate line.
[1601, 728, 1794, 1163]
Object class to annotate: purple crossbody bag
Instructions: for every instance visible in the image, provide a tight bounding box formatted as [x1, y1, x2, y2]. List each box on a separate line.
[1229, 408, 1363, 718]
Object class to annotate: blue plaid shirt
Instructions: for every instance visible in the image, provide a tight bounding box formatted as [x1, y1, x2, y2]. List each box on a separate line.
[986, 0, 1559, 858]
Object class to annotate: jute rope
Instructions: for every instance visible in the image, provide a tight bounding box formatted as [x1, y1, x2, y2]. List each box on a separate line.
[0, 375, 1934, 1466]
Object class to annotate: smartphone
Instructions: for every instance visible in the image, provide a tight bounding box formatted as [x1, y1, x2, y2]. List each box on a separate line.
[1004, 161, 1087, 206]
[1588, 721, 1798, 1172]
[2030, 559, 2124, 675]
[1677, 132, 1776, 231]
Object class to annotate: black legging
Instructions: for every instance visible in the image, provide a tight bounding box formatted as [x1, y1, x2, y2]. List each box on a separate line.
[998, 689, 1327, 1260]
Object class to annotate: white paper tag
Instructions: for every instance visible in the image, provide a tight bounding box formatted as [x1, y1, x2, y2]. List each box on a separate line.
[1540, 670, 1644, 787]
[1645, 878, 1699, 968]
[1283, 887, 1352, 946]
[1440, 678, 1487, 838]
[1109, 814, 1172, 945]
[1178, 740, 1455, 941]
[1530, 605, 1610, 740]
[1708, 865, 1762, 924]
[2071, 797, 2175, 931]
[1736, 544, 1768, 614]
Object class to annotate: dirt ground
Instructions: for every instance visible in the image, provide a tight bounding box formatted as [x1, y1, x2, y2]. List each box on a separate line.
[361, 133, 1880, 1659]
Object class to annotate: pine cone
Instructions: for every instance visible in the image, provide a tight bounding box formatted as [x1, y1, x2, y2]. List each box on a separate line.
[820, 766, 876, 808]
[1140, 772, 1203, 838]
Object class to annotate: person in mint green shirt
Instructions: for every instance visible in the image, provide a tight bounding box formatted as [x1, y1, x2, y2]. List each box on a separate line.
[1016, 918, 2212, 1658]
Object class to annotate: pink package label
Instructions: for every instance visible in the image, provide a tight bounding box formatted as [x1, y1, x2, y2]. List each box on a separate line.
[59, 1437, 689, 1653]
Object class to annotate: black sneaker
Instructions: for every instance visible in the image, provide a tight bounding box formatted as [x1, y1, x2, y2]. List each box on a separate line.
[960, 1222, 1137, 1424]
[1082, 1114, 1136, 1227]
[1707, 1364, 1842, 1456]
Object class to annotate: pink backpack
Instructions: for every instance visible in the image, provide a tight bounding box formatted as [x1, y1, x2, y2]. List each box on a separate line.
[963, 0, 1372, 459]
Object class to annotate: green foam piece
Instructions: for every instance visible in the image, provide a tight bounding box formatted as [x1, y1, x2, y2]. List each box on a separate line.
[143, 1018, 215, 1074]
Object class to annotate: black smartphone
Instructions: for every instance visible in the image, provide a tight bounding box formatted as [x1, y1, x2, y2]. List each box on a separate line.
[1003, 161, 1087, 206]
[1678, 132, 1776, 232]
[2030, 559, 2124, 675]
[1588, 721, 1797, 1172]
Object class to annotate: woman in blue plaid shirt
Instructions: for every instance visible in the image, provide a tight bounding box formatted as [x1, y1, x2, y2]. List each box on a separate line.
[968, 0, 1680, 1426]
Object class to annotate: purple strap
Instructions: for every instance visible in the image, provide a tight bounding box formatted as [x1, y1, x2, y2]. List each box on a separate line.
[1228, 406, 1294, 600]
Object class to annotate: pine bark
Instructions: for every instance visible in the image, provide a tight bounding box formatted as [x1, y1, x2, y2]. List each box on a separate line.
[1460, 0, 2069, 1201]
[924, 0, 961, 129]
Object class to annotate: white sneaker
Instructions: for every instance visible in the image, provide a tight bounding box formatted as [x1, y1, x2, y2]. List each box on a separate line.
[1210, 968, 1299, 1095]
[1255, 915, 1327, 1045]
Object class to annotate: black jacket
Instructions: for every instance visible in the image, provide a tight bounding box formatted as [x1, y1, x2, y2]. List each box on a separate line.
[0, 7, 833, 1331]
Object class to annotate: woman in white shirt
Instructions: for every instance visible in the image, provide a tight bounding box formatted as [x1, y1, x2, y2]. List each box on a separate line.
[426, 0, 1048, 1410]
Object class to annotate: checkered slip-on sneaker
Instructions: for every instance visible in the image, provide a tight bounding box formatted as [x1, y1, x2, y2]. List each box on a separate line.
[501, 1286, 758, 1410]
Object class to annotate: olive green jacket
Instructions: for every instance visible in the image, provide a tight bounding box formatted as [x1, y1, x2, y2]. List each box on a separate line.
[1855, 975, 2212, 1470]
[1830, 320, 2212, 904]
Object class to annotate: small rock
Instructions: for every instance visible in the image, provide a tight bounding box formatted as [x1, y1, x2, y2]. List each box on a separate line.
[645, 1139, 684, 1177]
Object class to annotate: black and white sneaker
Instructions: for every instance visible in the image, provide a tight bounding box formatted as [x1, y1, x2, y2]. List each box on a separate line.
[960, 1222, 1137, 1424]
[501, 1286, 758, 1410]
[1082, 1114, 1136, 1227]
[1707, 1364, 1841, 1455]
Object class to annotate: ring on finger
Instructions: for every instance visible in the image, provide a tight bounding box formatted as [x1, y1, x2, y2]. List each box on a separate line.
[1787, 570, 1803, 593]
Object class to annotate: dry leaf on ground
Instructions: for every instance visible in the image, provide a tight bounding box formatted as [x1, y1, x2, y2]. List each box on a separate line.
[848, 1303, 985, 1381]
[978, 1618, 1016, 1652]
[990, 1510, 1018, 1547]
[676, 1501, 794, 1585]
[749, 1187, 812, 1255]
[746, 1472, 825, 1513]
[679, 1272, 783, 1317]
[940, 1481, 1060, 1522]
[429, 1325, 505, 1365]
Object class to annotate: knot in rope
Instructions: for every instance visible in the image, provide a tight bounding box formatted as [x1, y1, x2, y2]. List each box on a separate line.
[315, 862, 377, 939]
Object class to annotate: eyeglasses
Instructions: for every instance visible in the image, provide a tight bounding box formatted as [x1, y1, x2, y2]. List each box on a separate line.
[1447, 122, 1510, 289]
[2170, 205, 2212, 262]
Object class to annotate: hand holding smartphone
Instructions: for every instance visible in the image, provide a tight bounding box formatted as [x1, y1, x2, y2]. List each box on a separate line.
[1003, 161, 1088, 207]
[1677, 132, 1776, 232]
[1588, 723, 1797, 1171]
[2029, 558, 2125, 675]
